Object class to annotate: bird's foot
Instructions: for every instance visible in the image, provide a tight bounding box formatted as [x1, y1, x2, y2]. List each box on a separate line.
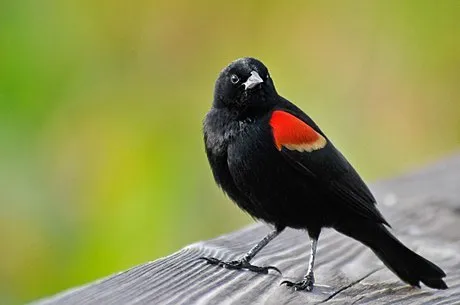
[281, 273, 315, 291]
[198, 256, 281, 274]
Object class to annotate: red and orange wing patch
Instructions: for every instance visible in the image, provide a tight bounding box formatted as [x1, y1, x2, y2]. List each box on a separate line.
[269, 110, 327, 152]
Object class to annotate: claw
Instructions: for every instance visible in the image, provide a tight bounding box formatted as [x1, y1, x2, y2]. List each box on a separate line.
[197, 256, 220, 264]
[198, 256, 281, 275]
[280, 275, 315, 291]
[260, 265, 282, 275]
[280, 280, 294, 287]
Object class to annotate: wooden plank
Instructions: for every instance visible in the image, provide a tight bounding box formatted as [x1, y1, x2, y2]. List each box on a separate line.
[33, 154, 460, 305]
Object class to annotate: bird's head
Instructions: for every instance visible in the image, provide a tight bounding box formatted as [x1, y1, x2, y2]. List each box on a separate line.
[213, 57, 277, 113]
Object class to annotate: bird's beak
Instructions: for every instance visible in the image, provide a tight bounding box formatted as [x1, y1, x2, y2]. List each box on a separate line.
[243, 71, 264, 90]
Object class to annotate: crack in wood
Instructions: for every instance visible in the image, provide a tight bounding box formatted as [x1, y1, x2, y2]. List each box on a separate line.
[317, 268, 382, 304]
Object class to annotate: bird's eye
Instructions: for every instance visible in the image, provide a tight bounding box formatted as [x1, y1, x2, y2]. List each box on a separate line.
[230, 74, 240, 84]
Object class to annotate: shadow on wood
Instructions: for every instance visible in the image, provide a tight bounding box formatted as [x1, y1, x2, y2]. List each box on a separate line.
[33, 154, 460, 305]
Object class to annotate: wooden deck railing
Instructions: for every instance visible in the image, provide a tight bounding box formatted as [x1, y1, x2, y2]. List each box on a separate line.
[33, 154, 460, 305]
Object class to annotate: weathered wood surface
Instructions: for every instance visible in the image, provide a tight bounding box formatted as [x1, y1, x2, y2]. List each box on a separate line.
[34, 154, 460, 305]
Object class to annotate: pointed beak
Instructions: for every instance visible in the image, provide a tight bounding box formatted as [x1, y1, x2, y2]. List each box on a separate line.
[243, 71, 264, 90]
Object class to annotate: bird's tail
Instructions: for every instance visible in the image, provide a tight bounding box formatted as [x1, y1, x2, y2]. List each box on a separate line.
[336, 221, 447, 289]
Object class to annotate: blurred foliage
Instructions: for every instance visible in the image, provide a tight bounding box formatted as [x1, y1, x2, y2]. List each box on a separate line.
[0, 0, 459, 303]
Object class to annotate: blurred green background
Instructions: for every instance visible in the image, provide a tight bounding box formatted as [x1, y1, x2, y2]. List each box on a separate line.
[0, 0, 459, 303]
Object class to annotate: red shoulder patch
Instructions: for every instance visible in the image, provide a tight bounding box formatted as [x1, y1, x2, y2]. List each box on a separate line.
[269, 110, 327, 152]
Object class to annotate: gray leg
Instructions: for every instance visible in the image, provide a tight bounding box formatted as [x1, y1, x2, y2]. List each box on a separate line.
[281, 236, 318, 291]
[242, 229, 281, 263]
[303, 238, 317, 289]
[199, 227, 284, 274]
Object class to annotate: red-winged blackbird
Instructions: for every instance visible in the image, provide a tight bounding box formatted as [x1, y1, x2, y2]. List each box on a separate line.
[200, 57, 447, 291]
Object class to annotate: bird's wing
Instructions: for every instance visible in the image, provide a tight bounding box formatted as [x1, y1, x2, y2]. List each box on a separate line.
[269, 109, 389, 226]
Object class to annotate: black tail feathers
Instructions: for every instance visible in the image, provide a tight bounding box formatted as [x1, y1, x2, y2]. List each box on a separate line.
[370, 227, 447, 289]
[337, 222, 447, 289]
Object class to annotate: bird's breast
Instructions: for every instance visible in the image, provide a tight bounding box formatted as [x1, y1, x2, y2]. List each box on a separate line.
[204, 109, 253, 156]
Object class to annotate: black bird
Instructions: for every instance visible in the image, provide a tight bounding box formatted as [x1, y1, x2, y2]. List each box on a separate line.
[200, 57, 447, 291]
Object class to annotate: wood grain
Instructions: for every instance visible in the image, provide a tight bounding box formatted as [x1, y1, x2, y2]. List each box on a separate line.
[33, 154, 460, 305]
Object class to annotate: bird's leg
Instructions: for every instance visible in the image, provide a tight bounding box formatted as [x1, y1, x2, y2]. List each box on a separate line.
[199, 227, 283, 274]
[304, 238, 317, 288]
[282, 237, 318, 291]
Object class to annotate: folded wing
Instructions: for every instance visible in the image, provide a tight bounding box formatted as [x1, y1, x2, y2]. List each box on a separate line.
[269, 109, 389, 226]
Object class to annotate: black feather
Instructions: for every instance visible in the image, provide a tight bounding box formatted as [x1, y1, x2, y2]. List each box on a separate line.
[204, 57, 447, 290]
